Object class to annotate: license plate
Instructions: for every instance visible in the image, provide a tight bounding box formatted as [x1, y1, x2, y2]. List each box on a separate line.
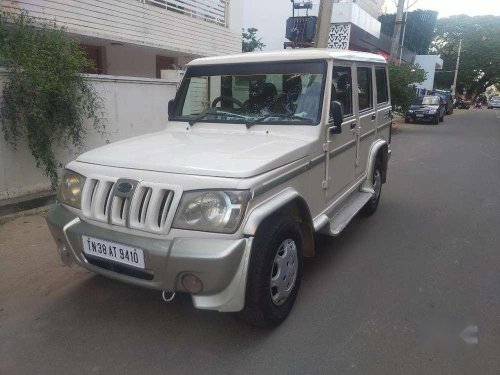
[416, 114, 424, 118]
[82, 235, 145, 269]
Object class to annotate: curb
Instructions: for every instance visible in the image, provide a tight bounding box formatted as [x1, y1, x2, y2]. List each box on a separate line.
[0, 204, 53, 225]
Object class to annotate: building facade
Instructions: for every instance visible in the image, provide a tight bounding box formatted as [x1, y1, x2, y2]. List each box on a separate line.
[327, 0, 414, 63]
[1, 0, 243, 78]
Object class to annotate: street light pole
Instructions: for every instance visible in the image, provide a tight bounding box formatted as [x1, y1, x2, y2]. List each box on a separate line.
[451, 39, 462, 96]
[314, 0, 338, 48]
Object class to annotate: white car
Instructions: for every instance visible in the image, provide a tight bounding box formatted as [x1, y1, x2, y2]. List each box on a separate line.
[488, 96, 500, 109]
[46, 49, 392, 327]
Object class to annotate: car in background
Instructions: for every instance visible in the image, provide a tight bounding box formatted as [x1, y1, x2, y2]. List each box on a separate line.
[405, 95, 445, 125]
[487, 96, 500, 109]
[429, 89, 454, 115]
[455, 97, 471, 109]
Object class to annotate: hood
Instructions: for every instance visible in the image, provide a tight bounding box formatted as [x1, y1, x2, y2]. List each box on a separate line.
[76, 129, 311, 178]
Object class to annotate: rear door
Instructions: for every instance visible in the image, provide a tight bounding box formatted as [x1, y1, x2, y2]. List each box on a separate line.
[354, 65, 376, 177]
[374, 66, 392, 143]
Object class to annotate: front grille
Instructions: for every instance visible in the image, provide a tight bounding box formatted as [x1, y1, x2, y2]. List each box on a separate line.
[81, 177, 181, 234]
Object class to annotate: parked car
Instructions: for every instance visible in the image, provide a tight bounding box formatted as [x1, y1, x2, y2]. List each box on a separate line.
[405, 95, 445, 125]
[455, 97, 471, 109]
[46, 50, 392, 327]
[429, 89, 454, 115]
[487, 96, 500, 109]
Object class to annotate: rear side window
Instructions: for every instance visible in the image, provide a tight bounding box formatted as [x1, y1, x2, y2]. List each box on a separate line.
[357, 67, 373, 111]
[375, 67, 389, 104]
[332, 66, 353, 116]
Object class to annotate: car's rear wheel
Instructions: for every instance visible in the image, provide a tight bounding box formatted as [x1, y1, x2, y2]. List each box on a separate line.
[240, 217, 303, 327]
[361, 160, 383, 216]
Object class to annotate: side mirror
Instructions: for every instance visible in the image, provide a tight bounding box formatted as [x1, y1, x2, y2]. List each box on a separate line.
[168, 99, 176, 118]
[329, 100, 343, 134]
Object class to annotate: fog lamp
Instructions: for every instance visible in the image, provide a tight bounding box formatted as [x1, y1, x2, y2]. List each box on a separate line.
[182, 273, 203, 294]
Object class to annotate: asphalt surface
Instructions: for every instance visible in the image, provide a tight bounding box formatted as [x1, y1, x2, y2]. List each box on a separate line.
[1, 108, 500, 374]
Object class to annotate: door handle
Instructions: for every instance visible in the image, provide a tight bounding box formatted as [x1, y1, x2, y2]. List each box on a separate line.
[371, 114, 376, 121]
[350, 122, 356, 129]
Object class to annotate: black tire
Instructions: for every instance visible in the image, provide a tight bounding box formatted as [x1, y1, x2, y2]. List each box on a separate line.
[240, 218, 303, 327]
[404, 117, 410, 123]
[361, 160, 383, 216]
[433, 115, 440, 125]
[439, 113, 444, 122]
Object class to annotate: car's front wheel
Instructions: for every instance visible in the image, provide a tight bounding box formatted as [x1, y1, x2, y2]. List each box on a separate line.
[240, 218, 303, 327]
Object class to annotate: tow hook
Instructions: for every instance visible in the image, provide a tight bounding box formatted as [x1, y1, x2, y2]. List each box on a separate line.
[162, 291, 176, 302]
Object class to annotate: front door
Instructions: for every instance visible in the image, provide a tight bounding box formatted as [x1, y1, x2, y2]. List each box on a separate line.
[354, 65, 377, 177]
[326, 64, 356, 203]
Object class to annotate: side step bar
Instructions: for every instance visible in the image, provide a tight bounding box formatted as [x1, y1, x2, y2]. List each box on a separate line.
[320, 191, 373, 236]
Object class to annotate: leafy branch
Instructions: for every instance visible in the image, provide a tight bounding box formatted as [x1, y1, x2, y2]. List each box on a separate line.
[0, 10, 105, 188]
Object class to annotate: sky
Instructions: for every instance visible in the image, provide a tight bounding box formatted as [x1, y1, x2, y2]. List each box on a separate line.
[243, 0, 500, 51]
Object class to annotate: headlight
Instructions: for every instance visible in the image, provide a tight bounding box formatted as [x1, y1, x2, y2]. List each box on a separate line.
[408, 110, 414, 113]
[427, 109, 437, 114]
[173, 190, 251, 233]
[57, 170, 85, 208]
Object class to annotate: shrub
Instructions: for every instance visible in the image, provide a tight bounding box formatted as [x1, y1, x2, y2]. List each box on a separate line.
[388, 63, 426, 115]
[0, 10, 105, 188]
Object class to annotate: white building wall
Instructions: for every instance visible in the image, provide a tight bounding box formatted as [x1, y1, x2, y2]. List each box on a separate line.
[331, 2, 381, 38]
[0, 72, 178, 200]
[414, 55, 444, 91]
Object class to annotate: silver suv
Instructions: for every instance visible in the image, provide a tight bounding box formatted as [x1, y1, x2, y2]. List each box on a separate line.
[46, 49, 392, 327]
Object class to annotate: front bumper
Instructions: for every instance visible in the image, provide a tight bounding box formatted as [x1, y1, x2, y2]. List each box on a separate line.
[45, 204, 252, 312]
[406, 113, 439, 122]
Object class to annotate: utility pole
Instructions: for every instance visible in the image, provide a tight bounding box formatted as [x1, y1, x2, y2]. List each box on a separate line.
[397, 0, 409, 65]
[389, 0, 405, 63]
[451, 39, 462, 96]
[314, 0, 338, 48]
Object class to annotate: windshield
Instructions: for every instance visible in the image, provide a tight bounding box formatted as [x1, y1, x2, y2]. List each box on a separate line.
[171, 61, 326, 125]
[430, 91, 449, 101]
[422, 96, 440, 105]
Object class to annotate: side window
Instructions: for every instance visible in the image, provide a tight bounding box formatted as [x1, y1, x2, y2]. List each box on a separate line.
[332, 66, 353, 117]
[375, 67, 389, 104]
[357, 67, 373, 111]
[181, 77, 208, 115]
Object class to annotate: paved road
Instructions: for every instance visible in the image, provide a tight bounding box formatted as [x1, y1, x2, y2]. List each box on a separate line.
[1, 108, 500, 374]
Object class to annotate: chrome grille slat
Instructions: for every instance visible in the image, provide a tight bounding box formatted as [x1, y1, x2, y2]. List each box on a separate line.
[158, 191, 174, 228]
[82, 176, 180, 234]
[138, 188, 152, 224]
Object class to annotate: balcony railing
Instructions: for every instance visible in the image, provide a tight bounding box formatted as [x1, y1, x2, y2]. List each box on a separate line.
[140, 0, 230, 28]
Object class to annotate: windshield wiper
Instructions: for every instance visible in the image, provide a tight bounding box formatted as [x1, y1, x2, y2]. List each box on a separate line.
[189, 109, 248, 126]
[246, 113, 313, 129]
[189, 108, 216, 126]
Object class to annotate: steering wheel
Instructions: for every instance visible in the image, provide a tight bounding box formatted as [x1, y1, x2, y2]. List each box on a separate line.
[211, 96, 244, 108]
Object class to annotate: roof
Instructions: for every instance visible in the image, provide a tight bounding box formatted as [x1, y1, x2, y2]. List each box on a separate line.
[188, 49, 387, 66]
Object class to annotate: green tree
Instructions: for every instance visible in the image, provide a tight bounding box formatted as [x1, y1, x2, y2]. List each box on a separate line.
[379, 9, 438, 55]
[431, 15, 500, 97]
[0, 11, 105, 188]
[388, 63, 426, 114]
[242, 27, 265, 53]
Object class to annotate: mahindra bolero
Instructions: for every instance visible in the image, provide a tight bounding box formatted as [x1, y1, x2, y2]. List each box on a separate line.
[46, 49, 392, 327]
